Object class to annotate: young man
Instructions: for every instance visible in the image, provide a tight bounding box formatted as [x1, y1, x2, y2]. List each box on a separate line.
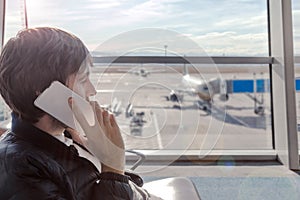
[0, 27, 150, 199]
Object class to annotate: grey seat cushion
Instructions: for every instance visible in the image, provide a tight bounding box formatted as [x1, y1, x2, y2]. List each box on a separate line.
[144, 177, 201, 200]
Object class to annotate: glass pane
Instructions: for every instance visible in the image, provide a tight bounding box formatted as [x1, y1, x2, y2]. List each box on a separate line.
[20, 0, 268, 56]
[90, 63, 272, 150]
[293, 0, 300, 150]
[4, 0, 24, 43]
[293, 0, 300, 55]
[1, 0, 272, 152]
[1, 0, 23, 130]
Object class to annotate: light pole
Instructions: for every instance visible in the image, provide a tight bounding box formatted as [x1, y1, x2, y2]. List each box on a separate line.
[164, 45, 168, 56]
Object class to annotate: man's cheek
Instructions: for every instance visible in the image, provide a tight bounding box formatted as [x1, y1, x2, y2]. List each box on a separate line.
[73, 82, 86, 99]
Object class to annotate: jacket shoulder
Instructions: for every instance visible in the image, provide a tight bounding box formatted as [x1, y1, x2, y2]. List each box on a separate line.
[0, 133, 74, 199]
[0, 132, 66, 177]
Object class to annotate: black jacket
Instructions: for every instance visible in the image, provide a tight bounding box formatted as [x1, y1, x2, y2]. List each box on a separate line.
[0, 116, 149, 200]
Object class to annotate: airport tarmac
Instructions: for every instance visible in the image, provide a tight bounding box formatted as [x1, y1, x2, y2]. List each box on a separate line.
[89, 70, 273, 151]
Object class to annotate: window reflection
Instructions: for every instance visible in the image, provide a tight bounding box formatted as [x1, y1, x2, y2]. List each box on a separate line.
[90, 63, 272, 150]
[1, 0, 274, 151]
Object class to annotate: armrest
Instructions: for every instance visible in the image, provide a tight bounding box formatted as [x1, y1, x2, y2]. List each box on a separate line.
[125, 149, 146, 171]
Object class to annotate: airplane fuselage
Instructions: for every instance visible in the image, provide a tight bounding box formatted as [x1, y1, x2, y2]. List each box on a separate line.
[182, 74, 214, 101]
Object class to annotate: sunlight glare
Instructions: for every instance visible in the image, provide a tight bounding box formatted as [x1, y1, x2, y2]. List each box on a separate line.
[25, 0, 46, 18]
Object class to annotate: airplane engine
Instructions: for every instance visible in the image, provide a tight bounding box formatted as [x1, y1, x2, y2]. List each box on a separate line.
[166, 91, 183, 102]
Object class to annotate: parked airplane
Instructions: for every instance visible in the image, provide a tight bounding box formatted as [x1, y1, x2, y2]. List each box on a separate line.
[119, 64, 165, 77]
[165, 64, 229, 111]
[165, 66, 269, 115]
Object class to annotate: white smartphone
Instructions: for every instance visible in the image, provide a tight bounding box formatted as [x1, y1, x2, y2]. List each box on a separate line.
[34, 81, 95, 131]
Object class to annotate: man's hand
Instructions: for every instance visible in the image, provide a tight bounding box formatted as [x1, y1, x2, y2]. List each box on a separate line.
[69, 98, 125, 174]
[65, 127, 85, 146]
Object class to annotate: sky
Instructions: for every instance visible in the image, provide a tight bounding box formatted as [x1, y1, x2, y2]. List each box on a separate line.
[3, 0, 300, 56]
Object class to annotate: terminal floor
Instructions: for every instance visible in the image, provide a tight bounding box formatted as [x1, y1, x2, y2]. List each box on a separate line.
[133, 161, 300, 200]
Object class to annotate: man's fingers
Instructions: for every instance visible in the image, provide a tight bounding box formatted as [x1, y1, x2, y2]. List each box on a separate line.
[68, 98, 90, 131]
[110, 114, 118, 127]
[102, 110, 111, 127]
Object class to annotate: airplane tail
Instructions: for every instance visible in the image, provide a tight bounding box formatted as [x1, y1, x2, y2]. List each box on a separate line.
[183, 63, 189, 75]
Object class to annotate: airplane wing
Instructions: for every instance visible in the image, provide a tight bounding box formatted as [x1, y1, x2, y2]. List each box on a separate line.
[174, 87, 197, 96]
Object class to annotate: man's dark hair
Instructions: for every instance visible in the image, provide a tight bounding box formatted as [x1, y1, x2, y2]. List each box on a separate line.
[0, 27, 90, 123]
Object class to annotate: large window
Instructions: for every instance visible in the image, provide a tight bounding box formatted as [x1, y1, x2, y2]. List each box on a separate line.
[1, 0, 273, 152]
[90, 63, 272, 150]
[5, 0, 269, 55]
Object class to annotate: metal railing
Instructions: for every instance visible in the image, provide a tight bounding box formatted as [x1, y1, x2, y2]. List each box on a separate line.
[92, 56, 274, 65]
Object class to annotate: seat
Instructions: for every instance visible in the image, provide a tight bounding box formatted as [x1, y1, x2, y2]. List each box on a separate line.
[144, 177, 201, 200]
[126, 150, 201, 199]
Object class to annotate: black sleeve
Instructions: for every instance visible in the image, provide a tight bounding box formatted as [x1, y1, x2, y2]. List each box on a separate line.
[1, 154, 74, 200]
[3, 180, 70, 200]
[125, 171, 144, 187]
[89, 172, 150, 200]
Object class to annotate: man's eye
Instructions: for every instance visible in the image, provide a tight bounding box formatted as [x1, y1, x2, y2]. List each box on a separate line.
[78, 77, 88, 83]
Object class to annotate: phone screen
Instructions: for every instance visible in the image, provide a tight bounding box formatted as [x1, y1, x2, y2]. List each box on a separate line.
[34, 81, 95, 131]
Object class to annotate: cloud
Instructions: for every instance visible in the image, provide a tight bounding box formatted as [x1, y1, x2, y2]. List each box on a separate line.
[214, 14, 267, 30]
[84, 1, 121, 9]
[6, 0, 297, 56]
[121, 0, 170, 23]
[194, 32, 268, 56]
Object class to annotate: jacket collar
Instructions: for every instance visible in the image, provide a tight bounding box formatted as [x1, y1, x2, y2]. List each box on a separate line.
[11, 113, 78, 158]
